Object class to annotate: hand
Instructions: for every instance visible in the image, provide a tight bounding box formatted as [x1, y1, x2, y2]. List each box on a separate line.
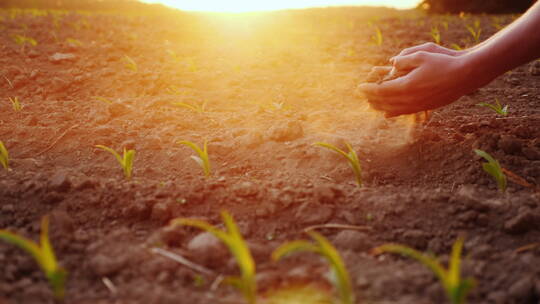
[391, 42, 466, 59]
[359, 51, 480, 117]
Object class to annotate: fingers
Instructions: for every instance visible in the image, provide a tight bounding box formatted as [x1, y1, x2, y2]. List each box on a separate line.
[358, 76, 409, 97]
[390, 42, 438, 62]
[392, 52, 427, 71]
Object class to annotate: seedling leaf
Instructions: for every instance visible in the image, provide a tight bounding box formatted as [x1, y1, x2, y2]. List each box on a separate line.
[474, 149, 506, 192]
[273, 231, 354, 304]
[178, 140, 211, 177]
[476, 98, 508, 116]
[95, 145, 135, 179]
[122, 55, 138, 72]
[0, 140, 9, 170]
[171, 211, 256, 304]
[0, 216, 67, 299]
[313, 142, 362, 187]
[372, 237, 475, 304]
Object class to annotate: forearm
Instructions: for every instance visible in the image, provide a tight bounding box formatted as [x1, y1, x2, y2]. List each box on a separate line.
[464, 2, 540, 85]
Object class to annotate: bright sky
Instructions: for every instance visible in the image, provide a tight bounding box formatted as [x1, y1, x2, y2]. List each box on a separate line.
[142, 0, 421, 12]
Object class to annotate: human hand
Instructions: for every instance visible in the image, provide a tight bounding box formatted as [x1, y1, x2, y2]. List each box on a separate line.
[359, 51, 480, 117]
[391, 42, 466, 59]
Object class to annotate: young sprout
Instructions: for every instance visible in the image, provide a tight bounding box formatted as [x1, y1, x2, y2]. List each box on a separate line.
[313, 142, 362, 187]
[0, 216, 67, 300]
[172, 101, 207, 113]
[178, 140, 211, 178]
[0, 140, 9, 170]
[465, 20, 482, 44]
[95, 145, 135, 179]
[476, 98, 508, 116]
[370, 26, 383, 46]
[272, 231, 354, 304]
[166, 85, 184, 96]
[372, 237, 475, 304]
[122, 55, 138, 72]
[13, 34, 38, 46]
[8, 97, 23, 111]
[430, 26, 441, 45]
[94, 96, 113, 104]
[3, 76, 14, 89]
[263, 284, 334, 304]
[474, 149, 507, 192]
[450, 43, 463, 51]
[65, 38, 82, 47]
[171, 211, 256, 304]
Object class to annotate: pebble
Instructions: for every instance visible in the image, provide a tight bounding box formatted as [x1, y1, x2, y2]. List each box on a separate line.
[504, 208, 539, 234]
[233, 181, 258, 197]
[89, 253, 128, 277]
[332, 230, 371, 251]
[49, 52, 76, 63]
[187, 231, 227, 266]
[498, 135, 522, 155]
[295, 202, 333, 224]
[268, 121, 304, 142]
[49, 171, 71, 193]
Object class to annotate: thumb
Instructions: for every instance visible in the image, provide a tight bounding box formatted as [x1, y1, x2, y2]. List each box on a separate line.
[392, 51, 427, 71]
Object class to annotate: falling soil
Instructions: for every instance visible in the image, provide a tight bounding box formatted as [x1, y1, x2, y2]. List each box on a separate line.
[0, 5, 539, 304]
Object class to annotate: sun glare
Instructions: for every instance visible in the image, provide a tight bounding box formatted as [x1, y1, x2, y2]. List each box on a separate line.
[141, 0, 421, 13]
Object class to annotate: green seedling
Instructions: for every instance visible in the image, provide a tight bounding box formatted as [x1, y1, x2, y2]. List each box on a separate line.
[95, 145, 135, 179]
[370, 26, 383, 46]
[65, 38, 82, 47]
[178, 140, 211, 178]
[3, 76, 14, 89]
[8, 97, 23, 111]
[0, 140, 9, 170]
[0, 216, 67, 299]
[313, 142, 362, 187]
[165, 85, 184, 96]
[272, 231, 354, 304]
[171, 211, 256, 304]
[450, 43, 463, 51]
[263, 284, 334, 304]
[172, 101, 207, 113]
[122, 55, 138, 72]
[372, 237, 475, 304]
[476, 98, 508, 116]
[13, 34, 38, 46]
[474, 149, 507, 192]
[94, 96, 113, 104]
[430, 26, 441, 45]
[465, 20, 481, 44]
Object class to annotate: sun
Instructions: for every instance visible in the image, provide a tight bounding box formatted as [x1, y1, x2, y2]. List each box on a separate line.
[141, 0, 421, 13]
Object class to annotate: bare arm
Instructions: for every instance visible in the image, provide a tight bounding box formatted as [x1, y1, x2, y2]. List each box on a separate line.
[359, 2, 540, 117]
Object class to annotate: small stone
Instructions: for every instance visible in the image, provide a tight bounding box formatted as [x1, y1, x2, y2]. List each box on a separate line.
[268, 121, 304, 142]
[498, 135, 522, 155]
[187, 231, 227, 266]
[504, 208, 539, 234]
[295, 202, 333, 224]
[49, 171, 71, 192]
[233, 181, 258, 197]
[108, 102, 131, 118]
[151, 203, 172, 223]
[508, 276, 534, 301]
[529, 60, 540, 76]
[49, 52, 76, 63]
[332, 230, 371, 251]
[89, 253, 128, 277]
[402, 229, 429, 250]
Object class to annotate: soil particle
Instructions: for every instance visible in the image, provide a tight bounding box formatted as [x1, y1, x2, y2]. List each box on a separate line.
[268, 120, 304, 142]
[108, 102, 132, 119]
[498, 135, 522, 155]
[529, 60, 540, 76]
[151, 202, 172, 223]
[503, 207, 540, 234]
[43, 191, 65, 205]
[332, 230, 372, 251]
[233, 181, 258, 197]
[401, 229, 429, 250]
[295, 202, 333, 224]
[123, 200, 151, 220]
[48, 171, 72, 193]
[49, 52, 76, 63]
[508, 276, 535, 302]
[522, 145, 540, 160]
[186, 231, 227, 266]
[88, 252, 129, 277]
[314, 184, 343, 204]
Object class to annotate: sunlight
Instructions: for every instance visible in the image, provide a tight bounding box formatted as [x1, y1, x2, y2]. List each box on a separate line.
[141, 0, 421, 13]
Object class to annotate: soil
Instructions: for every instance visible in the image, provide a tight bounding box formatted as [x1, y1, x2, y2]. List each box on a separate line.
[1, 5, 540, 304]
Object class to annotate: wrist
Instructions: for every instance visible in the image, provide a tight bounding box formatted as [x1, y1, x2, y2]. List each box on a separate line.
[460, 50, 499, 90]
